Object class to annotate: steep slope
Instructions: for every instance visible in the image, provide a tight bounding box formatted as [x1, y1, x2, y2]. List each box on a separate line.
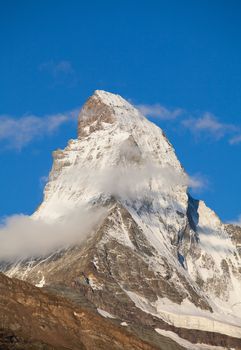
[1, 90, 241, 349]
[0, 272, 184, 350]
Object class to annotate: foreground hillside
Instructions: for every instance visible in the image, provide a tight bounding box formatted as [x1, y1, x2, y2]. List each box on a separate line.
[0, 272, 186, 350]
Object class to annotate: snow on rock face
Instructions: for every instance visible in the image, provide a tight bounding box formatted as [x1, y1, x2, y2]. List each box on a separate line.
[155, 329, 229, 350]
[183, 196, 241, 322]
[197, 200, 222, 229]
[36, 90, 187, 227]
[126, 290, 241, 339]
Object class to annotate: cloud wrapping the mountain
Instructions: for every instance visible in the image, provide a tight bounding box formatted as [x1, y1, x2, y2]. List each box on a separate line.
[94, 165, 204, 198]
[51, 161, 205, 203]
[0, 159, 204, 261]
[0, 206, 105, 261]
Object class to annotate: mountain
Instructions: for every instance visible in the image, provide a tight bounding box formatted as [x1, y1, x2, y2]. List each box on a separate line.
[1, 90, 241, 349]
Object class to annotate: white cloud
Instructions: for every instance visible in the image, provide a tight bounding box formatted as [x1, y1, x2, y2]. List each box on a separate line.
[137, 103, 241, 145]
[187, 173, 208, 193]
[38, 60, 78, 87]
[0, 206, 106, 261]
[136, 103, 184, 120]
[229, 134, 241, 145]
[57, 161, 205, 203]
[182, 113, 237, 140]
[39, 60, 74, 76]
[0, 109, 79, 150]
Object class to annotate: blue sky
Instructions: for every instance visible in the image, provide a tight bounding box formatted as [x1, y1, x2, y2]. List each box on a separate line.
[0, 0, 241, 223]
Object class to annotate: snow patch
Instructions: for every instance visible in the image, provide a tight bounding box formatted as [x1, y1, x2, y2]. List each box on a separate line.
[155, 329, 230, 349]
[35, 275, 45, 288]
[125, 290, 241, 339]
[97, 308, 116, 319]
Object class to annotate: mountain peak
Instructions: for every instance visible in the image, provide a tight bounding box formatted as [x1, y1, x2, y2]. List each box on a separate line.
[36, 90, 184, 220]
[93, 90, 131, 108]
[77, 90, 141, 138]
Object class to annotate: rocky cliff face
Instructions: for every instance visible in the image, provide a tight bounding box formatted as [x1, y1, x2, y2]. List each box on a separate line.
[1, 90, 241, 349]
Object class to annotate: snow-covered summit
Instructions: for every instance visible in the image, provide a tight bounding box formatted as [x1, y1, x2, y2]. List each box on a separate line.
[37, 90, 186, 220]
[88, 90, 133, 109]
[78, 89, 146, 139]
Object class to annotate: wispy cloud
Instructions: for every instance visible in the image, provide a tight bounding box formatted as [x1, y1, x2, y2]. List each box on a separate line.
[137, 102, 241, 145]
[229, 134, 241, 145]
[39, 60, 74, 76]
[38, 60, 78, 87]
[2, 97, 240, 151]
[182, 113, 237, 140]
[183, 113, 225, 135]
[136, 103, 184, 120]
[0, 109, 79, 150]
[188, 173, 209, 193]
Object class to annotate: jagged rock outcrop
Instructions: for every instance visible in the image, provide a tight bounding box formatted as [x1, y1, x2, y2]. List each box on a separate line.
[1, 90, 241, 349]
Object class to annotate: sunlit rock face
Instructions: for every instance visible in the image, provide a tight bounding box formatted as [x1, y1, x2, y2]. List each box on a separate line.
[0, 272, 173, 350]
[1, 90, 241, 349]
